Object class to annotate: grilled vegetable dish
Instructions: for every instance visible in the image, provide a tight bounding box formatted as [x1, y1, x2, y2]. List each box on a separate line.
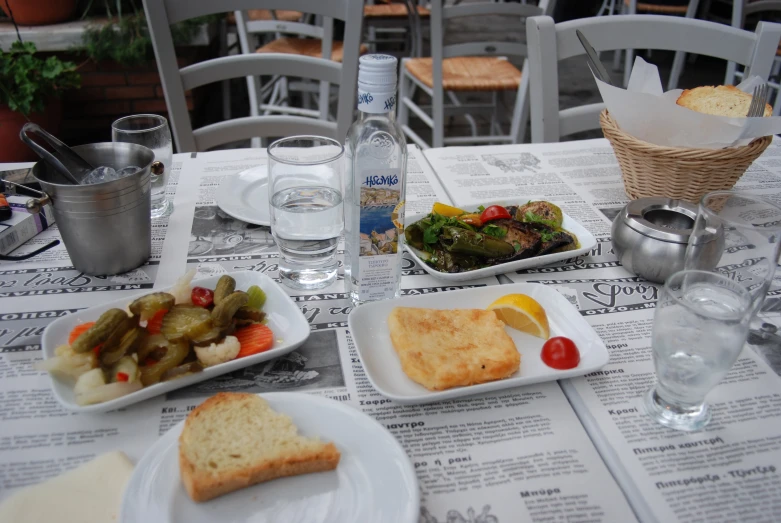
[405, 201, 579, 273]
[35, 272, 274, 406]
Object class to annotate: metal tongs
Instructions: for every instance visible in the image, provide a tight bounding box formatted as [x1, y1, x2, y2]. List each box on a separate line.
[576, 29, 614, 86]
[19, 123, 95, 185]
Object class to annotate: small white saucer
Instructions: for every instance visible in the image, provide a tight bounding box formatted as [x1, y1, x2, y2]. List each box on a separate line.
[216, 165, 270, 226]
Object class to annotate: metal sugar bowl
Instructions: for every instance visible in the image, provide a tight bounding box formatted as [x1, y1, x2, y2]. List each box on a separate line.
[611, 197, 723, 283]
[31, 143, 160, 276]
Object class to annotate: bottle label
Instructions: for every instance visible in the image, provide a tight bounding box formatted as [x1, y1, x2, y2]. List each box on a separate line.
[357, 168, 404, 302]
[358, 88, 396, 114]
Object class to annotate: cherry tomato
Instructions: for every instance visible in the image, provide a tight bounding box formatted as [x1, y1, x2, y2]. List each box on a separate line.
[480, 205, 512, 222]
[191, 286, 214, 307]
[541, 336, 580, 370]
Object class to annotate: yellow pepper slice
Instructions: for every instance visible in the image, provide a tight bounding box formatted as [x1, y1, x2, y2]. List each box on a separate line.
[431, 202, 465, 217]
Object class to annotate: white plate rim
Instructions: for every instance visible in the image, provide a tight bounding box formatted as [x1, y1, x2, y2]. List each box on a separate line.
[215, 166, 270, 226]
[403, 207, 597, 282]
[119, 392, 420, 523]
[41, 271, 311, 413]
[348, 283, 609, 404]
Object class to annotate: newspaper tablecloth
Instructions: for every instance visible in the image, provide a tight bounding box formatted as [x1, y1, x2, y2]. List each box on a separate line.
[1, 139, 780, 523]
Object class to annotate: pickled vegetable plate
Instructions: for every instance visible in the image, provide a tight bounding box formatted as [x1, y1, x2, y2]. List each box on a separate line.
[40, 271, 310, 413]
[404, 203, 597, 282]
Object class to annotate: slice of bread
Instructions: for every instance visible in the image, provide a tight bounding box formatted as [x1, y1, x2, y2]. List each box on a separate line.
[676, 85, 771, 117]
[179, 392, 340, 502]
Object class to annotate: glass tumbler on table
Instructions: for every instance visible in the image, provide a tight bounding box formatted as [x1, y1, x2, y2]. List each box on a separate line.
[645, 270, 753, 431]
[267, 136, 344, 290]
[112, 114, 173, 218]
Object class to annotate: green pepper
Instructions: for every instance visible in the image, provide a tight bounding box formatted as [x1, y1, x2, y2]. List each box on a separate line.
[440, 227, 515, 258]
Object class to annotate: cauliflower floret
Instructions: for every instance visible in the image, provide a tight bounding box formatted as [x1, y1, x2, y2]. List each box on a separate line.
[170, 269, 196, 305]
[34, 345, 97, 380]
[194, 336, 240, 367]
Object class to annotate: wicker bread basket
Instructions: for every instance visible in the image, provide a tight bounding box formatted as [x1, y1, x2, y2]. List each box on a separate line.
[600, 110, 772, 203]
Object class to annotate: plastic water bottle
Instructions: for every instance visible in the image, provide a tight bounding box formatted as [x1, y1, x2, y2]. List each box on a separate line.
[344, 54, 407, 306]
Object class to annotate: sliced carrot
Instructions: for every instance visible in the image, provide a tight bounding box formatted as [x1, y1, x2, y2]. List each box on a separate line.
[146, 309, 168, 335]
[235, 324, 274, 358]
[69, 322, 95, 345]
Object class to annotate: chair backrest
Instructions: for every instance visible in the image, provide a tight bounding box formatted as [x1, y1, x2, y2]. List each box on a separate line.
[143, 0, 364, 152]
[526, 14, 781, 143]
[743, 0, 781, 23]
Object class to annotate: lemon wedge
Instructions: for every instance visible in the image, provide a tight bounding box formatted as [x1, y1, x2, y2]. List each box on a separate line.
[487, 294, 550, 339]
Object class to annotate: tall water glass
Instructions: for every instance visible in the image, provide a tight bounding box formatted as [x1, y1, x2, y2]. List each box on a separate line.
[684, 191, 781, 316]
[267, 136, 344, 290]
[112, 114, 173, 218]
[645, 270, 752, 431]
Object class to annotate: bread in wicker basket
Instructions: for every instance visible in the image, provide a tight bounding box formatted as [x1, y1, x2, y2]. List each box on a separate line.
[600, 110, 772, 204]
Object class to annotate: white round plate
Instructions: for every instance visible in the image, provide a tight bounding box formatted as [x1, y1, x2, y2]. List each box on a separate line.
[120, 393, 419, 523]
[216, 165, 270, 226]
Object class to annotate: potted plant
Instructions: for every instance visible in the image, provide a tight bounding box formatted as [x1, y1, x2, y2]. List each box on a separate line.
[0, 41, 81, 162]
[0, 0, 79, 26]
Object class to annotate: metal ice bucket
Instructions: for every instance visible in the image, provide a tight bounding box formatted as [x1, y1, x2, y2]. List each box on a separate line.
[31, 142, 156, 276]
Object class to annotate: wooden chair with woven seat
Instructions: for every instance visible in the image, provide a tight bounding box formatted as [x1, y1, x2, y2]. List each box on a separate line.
[235, 9, 367, 147]
[525, 14, 781, 142]
[397, 0, 554, 149]
[615, 0, 702, 88]
[364, 0, 430, 57]
[144, 0, 364, 152]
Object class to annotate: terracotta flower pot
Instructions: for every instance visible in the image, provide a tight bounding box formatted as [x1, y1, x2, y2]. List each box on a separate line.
[0, 100, 62, 163]
[0, 0, 78, 26]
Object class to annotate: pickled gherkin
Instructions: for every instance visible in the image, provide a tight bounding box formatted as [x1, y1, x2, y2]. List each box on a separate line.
[189, 323, 222, 346]
[140, 339, 190, 386]
[213, 275, 236, 305]
[71, 309, 129, 353]
[128, 292, 175, 321]
[211, 291, 249, 328]
[234, 306, 265, 323]
[246, 285, 266, 310]
[100, 326, 146, 366]
[100, 315, 137, 355]
[160, 305, 213, 342]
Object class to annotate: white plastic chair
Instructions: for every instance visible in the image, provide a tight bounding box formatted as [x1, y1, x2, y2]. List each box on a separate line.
[397, 0, 555, 149]
[143, 0, 364, 152]
[235, 11, 337, 147]
[730, 1, 781, 115]
[526, 14, 781, 143]
[616, 0, 702, 90]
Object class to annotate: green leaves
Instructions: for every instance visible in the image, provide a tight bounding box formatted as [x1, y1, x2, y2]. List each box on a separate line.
[482, 224, 507, 239]
[0, 41, 81, 116]
[524, 211, 557, 228]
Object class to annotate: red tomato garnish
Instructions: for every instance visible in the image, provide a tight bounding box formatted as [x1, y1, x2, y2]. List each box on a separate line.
[191, 287, 214, 307]
[480, 205, 511, 222]
[93, 345, 102, 356]
[145, 359, 159, 367]
[116, 372, 129, 382]
[541, 337, 580, 370]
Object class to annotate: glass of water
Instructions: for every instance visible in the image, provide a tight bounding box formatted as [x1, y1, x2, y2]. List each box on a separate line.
[645, 270, 752, 431]
[112, 114, 173, 218]
[267, 136, 344, 290]
[684, 191, 781, 315]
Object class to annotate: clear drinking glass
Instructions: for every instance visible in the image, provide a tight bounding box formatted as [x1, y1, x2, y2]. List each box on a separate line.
[684, 191, 781, 316]
[112, 114, 173, 218]
[645, 270, 752, 431]
[267, 136, 344, 290]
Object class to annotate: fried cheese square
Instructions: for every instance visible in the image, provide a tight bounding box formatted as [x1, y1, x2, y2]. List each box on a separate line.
[388, 307, 520, 391]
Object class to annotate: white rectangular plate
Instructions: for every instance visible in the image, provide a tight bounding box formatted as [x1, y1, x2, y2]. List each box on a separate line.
[404, 208, 596, 282]
[42, 271, 311, 413]
[348, 283, 608, 404]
